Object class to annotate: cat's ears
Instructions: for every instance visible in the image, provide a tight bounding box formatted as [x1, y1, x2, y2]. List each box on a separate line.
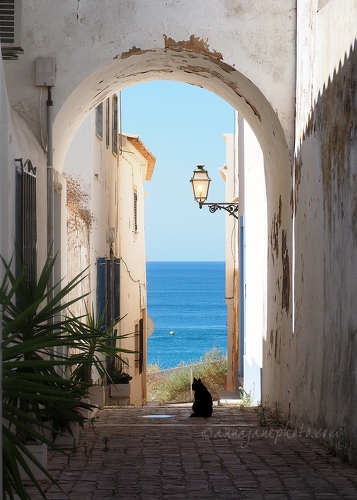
[193, 377, 197, 382]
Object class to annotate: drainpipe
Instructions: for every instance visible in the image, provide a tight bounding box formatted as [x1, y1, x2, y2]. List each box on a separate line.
[47, 87, 54, 306]
[238, 112, 246, 386]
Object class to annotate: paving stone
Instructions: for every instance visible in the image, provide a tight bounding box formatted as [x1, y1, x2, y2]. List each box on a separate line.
[25, 405, 357, 499]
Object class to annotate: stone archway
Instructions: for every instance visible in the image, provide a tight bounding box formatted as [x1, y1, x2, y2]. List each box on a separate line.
[53, 47, 292, 404]
[2, 0, 296, 402]
[3, 0, 296, 404]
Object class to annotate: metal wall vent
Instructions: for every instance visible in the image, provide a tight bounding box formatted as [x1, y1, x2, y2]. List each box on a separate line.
[0, 0, 23, 60]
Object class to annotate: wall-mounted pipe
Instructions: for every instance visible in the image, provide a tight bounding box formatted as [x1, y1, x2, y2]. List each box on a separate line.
[47, 86, 54, 297]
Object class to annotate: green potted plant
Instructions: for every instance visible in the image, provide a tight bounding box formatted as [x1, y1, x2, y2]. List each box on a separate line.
[1, 253, 93, 498]
[67, 303, 133, 408]
[38, 388, 87, 449]
[109, 365, 133, 403]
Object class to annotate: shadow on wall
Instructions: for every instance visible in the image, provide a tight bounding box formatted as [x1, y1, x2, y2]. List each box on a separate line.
[288, 37, 357, 464]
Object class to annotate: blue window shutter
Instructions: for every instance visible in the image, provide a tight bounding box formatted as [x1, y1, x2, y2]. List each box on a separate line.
[97, 257, 106, 330]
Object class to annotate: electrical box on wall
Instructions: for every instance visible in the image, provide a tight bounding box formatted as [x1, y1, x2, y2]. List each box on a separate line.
[107, 227, 116, 243]
[35, 57, 56, 86]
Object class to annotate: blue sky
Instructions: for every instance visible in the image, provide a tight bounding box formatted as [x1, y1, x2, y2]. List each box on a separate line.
[121, 81, 235, 261]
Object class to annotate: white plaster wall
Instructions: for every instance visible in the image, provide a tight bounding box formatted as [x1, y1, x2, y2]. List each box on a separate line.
[63, 111, 113, 384]
[63, 113, 93, 320]
[243, 122, 266, 405]
[63, 104, 118, 299]
[118, 139, 149, 405]
[290, 0, 357, 461]
[0, 57, 47, 271]
[224, 125, 266, 403]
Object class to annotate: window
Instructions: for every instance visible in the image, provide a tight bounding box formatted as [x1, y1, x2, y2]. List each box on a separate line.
[95, 102, 103, 139]
[112, 94, 118, 155]
[97, 257, 120, 331]
[134, 318, 144, 374]
[15, 158, 37, 282]
[105, 98, 110, 147]
[133, 189, 138, 233]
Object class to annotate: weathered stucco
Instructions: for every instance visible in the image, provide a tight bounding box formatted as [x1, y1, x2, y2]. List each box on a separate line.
[290, 0, 357, 462]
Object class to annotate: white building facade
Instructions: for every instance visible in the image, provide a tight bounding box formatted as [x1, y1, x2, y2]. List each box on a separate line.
[223, 115, 266, 405]
[62, 99, 155, 406]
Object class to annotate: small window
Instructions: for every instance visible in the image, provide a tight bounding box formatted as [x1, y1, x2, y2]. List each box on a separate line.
[95, 102, 103, 139]
[112, 94, 118, 155]
[105, 98, 110, 147]
[133, 189, 138, 233]
[134, 318, 143, 374]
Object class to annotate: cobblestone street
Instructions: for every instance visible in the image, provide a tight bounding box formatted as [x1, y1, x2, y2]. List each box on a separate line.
[25, 405, 357, 499]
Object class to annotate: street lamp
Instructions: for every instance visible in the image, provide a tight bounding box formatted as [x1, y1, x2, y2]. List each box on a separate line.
[190, 164, 239, 219]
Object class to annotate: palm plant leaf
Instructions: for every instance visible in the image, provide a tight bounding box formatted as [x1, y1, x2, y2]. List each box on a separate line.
[68, 303, 134, 384]
[1, 253, 92, 499]
[3, 425, 62, 499]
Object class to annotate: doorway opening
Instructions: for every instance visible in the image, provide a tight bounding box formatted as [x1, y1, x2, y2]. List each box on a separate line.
[58, 48, 288, 408]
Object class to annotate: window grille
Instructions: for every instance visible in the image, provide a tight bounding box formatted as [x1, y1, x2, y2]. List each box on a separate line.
[105, 98, 110, 148]
[15, 158, 37, 282]
[133, 189, 138, 233]
[95, 102, 103, 139]
[112, 94, 118, 156]
[134, 319, 144, 374]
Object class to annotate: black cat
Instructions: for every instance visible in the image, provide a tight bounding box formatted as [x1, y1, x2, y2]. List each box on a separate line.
[190, 377, 213, 418]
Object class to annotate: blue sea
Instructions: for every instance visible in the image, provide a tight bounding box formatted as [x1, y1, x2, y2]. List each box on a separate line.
[146, 261, 227, 369]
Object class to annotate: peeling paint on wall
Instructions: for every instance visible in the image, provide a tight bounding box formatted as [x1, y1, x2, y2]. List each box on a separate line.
[120, 36, 262, 122]
[274, 328, 281, 363]
[293, 151, 303, 213]
[164, 34, 223, 60]
[166, 34, 261, 120]
[281, 229, 290, 313]
[270, 195, 282, 263]
[270, 195, 289, 313]
[120, 46, 155, 59]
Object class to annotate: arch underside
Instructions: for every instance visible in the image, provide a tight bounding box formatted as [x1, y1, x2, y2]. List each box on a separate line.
[54, 48, 290, 180]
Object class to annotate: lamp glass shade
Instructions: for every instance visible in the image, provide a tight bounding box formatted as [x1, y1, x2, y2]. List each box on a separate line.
[190, 165, 211, 203]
